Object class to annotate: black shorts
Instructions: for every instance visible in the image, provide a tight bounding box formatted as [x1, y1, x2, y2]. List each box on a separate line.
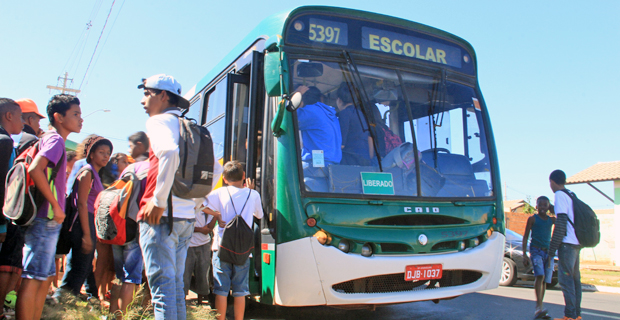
[0, 222, 25, 269]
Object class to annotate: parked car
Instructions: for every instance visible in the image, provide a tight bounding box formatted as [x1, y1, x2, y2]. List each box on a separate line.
[502, 229, 559, 288]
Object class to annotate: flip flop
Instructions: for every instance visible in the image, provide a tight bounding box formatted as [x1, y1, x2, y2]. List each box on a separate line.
[534, 309, 548, 319]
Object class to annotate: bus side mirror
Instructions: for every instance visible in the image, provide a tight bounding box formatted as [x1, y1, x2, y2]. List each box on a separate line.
[264, 52, 289, 97]
[287, 92, 302, 111]
[271, 92, 302, 137]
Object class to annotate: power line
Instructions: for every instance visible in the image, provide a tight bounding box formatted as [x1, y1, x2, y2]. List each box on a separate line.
[60, 0, 103, 79]
[79, 0, 116, 91]
[60, 21, 91, 76]
[81, 0, 127, 92]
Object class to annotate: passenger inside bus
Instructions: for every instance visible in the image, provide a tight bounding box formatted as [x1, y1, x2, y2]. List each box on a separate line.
[336, 83, 373, 166]
[296, 85, 342, 170]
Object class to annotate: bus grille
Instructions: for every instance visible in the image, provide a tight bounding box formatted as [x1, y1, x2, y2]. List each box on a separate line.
[366, 215, 467, 226]
[431, 241, 458, 251]
[331, 270, 482, 294]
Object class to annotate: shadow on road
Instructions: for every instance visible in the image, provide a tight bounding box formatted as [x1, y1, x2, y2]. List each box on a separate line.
[243, 288, 620, 320]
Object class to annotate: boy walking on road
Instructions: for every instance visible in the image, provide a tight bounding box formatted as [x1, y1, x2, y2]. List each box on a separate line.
[523, 196, 555, 319]
[204, 161, 263, 320]
[548, 170, 582, 320]
[137, 74, 195, 320]
[16, 94, 82, 320]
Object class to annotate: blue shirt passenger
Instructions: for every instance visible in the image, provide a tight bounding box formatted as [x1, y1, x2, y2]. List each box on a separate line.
[296, 86, 342, 166]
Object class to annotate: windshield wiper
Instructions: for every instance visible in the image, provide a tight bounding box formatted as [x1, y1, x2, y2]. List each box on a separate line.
[341, 50, 383, 171]
[428, 69, 447, 168]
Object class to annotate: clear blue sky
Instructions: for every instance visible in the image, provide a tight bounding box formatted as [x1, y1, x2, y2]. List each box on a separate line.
[2, 0, 619, 209]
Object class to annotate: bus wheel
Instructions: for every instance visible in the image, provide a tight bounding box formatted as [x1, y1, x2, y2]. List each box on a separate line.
[499, 257, 517, 286]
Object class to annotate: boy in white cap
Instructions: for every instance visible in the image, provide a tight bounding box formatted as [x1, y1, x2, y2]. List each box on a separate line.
[137, 74, 195, 320]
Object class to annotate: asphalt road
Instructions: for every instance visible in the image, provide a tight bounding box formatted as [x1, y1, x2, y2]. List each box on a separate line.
[243, 283, 620, 320]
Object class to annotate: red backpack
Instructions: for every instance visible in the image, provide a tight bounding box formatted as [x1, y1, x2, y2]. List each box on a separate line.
[382, 126, 402, 155]
[94, 163, 147, 245]
[3, 134, 64, 226]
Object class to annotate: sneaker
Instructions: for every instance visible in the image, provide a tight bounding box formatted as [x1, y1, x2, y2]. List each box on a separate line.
[2, 309, 14, 316]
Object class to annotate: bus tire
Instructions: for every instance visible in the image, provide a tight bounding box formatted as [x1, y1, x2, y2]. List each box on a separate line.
[500, 257, 518, 286]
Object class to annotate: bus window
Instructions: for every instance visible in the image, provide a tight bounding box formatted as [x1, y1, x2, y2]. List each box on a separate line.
[261, 97, 277, 233]
[205, 78, 227, 124]
[207, 118, 225, 162]
[230, 81, 249, 162]
[290, 58, 493, 198]
[401, 76, 493, 197]
[205, 77, 228, 164]
[185, 98, 203, 125]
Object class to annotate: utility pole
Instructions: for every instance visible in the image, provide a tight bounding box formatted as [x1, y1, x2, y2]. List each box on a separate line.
[46, 72, 81, 95]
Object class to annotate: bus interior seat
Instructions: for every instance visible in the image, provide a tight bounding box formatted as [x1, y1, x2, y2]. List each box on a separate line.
[421, 151, 488, 197]
[328, 165, 378, 194]
[384, 166, 416, 196]
[303, 166, 330, 193]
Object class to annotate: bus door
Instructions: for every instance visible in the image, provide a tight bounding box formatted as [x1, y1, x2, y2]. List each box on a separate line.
[225, 52, 274, 302]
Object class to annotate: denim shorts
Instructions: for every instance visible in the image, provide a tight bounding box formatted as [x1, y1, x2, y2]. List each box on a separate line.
[530, 246, 553, 283]
[112, 239, 143, 285]
[212, 254, 250, 297]
[22, 218, 62, 281]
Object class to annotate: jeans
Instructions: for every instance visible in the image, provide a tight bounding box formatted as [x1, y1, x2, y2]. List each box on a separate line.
[56, 213, 96, 296]
[140, 217, 194, 320]
[558, 243, 582, 318]
[22, 218, 61, 280]
[212, 254, 250, 297]
[530, 246, 553, 283]
[113, 239, 144, 284]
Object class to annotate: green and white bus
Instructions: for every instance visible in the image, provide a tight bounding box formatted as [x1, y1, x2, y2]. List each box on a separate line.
[184, 6, 504, 307]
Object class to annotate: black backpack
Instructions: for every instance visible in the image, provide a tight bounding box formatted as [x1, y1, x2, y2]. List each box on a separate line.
[172, 115, 215, 199]
[561, 189, 600, 248]
[218, 188, 254, 265]
[57, 166, 91, 255]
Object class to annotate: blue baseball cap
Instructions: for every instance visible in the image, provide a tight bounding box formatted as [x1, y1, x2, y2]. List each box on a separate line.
[138, 74, 190, 109]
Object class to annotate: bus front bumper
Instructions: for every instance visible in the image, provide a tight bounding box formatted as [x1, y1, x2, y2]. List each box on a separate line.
[273, 231, 504, 307]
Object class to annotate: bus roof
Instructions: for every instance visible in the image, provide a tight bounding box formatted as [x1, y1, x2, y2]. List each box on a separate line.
[186, 6, 475, 100]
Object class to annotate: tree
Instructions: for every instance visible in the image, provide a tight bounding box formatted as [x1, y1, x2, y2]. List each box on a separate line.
[523, 196, 537, 214]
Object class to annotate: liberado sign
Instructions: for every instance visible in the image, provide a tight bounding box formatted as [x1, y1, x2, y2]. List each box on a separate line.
[360, 172, 395, 195]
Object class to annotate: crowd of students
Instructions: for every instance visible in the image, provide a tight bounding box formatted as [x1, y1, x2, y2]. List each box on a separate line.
[0, 73, 262, 320]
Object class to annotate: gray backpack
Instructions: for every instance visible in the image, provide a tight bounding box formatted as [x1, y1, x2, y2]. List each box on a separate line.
[172, 116, 215, 199]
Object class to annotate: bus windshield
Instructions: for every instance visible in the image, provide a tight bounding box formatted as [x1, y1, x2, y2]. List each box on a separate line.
[292, 58, 493, 198]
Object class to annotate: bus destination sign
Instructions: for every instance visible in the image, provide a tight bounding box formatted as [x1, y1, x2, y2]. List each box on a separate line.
[361, 27, 462, 68]
[308, 18, 348, 46]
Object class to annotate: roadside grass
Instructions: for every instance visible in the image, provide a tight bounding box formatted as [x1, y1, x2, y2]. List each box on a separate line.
[581, 269, 620, 288]
[41, 285, 218, 320]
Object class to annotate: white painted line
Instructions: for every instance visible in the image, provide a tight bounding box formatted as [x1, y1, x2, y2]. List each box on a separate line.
[581, 311, 620, 319]
[593, 285, 620, 295]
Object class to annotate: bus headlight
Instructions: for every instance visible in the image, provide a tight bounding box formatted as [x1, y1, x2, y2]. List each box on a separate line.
[361, 243, 373, 257]
[313, 230, 331, 245]
[338, 239, 350, 253]
[459, 241, 466, 251]
[473, 237, 480, 247]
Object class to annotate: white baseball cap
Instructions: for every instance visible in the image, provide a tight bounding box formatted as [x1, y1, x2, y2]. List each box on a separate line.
[138, 74, 190, 109]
